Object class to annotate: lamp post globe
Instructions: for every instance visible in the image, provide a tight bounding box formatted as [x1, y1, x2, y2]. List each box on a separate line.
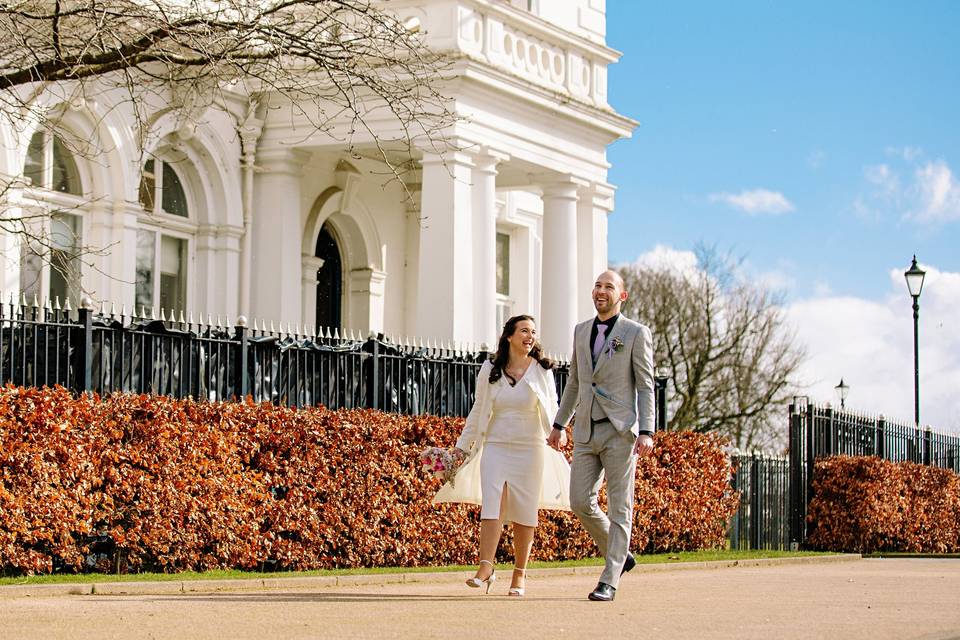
[903, 255, 926, 426]
[834, 378, 849, 409]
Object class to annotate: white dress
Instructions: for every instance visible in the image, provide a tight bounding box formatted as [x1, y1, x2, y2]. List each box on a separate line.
[480, 376, 545, 526]
[433, 360, 571, 519]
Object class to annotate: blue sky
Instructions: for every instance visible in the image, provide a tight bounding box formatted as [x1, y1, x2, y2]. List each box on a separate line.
[603, 1, 960, 431]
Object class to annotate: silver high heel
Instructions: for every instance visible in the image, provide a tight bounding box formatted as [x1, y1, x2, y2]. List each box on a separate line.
[508, 567, 526, 597]
[466, 559, 496, 593]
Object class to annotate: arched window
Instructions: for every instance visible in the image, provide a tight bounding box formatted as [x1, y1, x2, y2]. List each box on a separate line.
[135, 155, 193, 316]
[23, 130, 82, 195]
[315, 224, 342, 332]
[139, 158, 188, 217]
[19, 129, 84, 304]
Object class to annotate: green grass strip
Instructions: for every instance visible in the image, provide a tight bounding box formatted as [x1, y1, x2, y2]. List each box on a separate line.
[0, 549, 831, 586]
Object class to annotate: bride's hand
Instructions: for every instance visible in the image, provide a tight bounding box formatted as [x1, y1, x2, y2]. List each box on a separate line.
[546, 427, 566, 450]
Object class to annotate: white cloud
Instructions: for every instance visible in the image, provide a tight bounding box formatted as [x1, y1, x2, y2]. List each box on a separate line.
[786, 262, 960, 434]
[864, 163, 900, 195]
[708, 189, 795, 215]
[628, 245, 699, 279]
[886, 146, 924, 162]
[910, 160, 960, 222]
[857, 150, 960, 225]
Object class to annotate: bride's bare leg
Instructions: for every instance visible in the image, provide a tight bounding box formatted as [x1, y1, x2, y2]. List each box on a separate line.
[474, 484, 509, 580]
[511, 523, 535, 590]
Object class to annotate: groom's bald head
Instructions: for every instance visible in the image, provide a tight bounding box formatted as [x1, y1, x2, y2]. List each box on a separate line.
[593, 270, 627, 318]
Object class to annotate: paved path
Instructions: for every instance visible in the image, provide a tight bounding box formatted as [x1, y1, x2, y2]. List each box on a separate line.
[2, 558, 959, 639]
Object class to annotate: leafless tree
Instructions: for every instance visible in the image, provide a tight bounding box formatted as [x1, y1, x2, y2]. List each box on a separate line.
[1, 0, 453, 147]
[619, 247, 806, 451]
[0, 0, 456, 290]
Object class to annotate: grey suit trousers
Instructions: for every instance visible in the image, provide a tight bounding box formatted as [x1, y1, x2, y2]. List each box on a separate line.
[569, 420, 636, 589]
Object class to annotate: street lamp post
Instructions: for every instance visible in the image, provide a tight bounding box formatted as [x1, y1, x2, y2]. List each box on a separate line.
[904, 255, 926, 427]
[834, 378, 849, 409]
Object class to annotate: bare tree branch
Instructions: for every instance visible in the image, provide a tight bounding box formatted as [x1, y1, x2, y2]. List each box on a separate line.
[620, 246, 806, 450]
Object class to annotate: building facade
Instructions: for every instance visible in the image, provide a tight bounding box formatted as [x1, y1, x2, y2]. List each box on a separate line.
[0, 0, 634, 355]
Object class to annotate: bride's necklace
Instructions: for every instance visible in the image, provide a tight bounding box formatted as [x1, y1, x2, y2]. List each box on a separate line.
[504, 358, 530, 384]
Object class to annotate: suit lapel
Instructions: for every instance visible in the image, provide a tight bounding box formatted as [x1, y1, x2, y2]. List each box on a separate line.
[592, 322, 630, 377]
[578, 322, 593, 372]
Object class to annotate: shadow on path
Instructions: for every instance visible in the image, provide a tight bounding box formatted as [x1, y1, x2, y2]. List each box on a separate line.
[96, 591, 583, 604]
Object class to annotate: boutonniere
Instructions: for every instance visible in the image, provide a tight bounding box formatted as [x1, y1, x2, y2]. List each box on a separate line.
[606, 336, 625, 359]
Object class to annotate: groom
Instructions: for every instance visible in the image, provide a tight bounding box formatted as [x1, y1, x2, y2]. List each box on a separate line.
[547, 269, 655, 602]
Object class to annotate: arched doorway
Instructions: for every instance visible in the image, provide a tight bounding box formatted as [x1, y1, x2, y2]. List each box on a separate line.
[315, 223, 342, 332]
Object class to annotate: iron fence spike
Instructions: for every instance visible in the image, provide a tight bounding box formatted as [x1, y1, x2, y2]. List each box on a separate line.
[32, 294, 39, 308]
[160, 308, 167, 322]
[150, 307, 156, 320]
[64, 298, 72, 311]
[180, 310, 186, 324]
[54, 296, 61, 311]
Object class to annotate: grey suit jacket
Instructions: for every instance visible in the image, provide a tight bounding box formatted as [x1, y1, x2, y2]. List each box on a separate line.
[555, 315, 655, 444]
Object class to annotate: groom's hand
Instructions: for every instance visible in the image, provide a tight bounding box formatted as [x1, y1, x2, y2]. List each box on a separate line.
[633, 434, 654, 457]
[547, 426, 566, 450]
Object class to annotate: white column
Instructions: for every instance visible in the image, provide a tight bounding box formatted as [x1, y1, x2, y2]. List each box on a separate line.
[415, 151, 474, 343]
[300, 255, 324, 331]
[349, 268, 387, 335]
[472, 153, 500, 349]
[576, 182, 614, 320]
[107, 201, 139, 309]
[250, 148, 307, 326]
[403, 179, 421, 338]
[540, 180, 580, 356]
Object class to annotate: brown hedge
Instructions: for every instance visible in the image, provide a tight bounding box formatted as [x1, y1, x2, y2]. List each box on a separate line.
[0, 385, 738, 576]
[806, 455, 960, 553]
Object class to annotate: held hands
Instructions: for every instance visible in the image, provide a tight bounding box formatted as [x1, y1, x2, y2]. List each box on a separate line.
[546, 426, 567, 450]
[633, 433, 654, 457]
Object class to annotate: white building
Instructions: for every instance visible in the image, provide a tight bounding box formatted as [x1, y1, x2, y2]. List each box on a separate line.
[0, 0, 634, 355]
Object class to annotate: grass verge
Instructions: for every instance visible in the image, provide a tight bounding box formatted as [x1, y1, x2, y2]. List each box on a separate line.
[0, 550, 832, 586]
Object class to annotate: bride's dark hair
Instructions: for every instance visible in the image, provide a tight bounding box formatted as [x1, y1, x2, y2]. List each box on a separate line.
[488, 314, 554, 384]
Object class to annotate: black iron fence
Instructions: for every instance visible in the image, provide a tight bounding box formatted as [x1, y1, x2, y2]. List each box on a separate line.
[728, 453, 790, 551]
[0, 299, 569, 416]
[788, 401, 960, 547]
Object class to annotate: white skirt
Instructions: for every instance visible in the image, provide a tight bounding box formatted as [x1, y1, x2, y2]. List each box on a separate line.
[480, 442, 544, 526]
[433, 442, 571, 523]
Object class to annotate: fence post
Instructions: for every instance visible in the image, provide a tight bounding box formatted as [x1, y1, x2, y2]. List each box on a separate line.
[788, 403, 802, 549]
[750, 455, 761, 550]
[370, 333, 380, 410]
[804, 400, 815, 544]
[924, 427, 932, 466]
[235, 316, 249, 400]
[77, 297, 94, 393]
[876, 416, 886, 459]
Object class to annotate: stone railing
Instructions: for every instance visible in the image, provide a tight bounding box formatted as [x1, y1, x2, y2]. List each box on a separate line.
[388, 0, 619, 108]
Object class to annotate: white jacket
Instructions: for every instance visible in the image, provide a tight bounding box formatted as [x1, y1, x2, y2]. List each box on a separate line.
[433, 359, 571, 511]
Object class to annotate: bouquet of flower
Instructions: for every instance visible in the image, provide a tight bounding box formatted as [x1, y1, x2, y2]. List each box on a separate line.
[420, 446, 467, 485]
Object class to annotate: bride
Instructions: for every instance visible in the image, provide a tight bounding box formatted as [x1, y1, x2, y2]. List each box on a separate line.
[434, 314, 571, 596]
